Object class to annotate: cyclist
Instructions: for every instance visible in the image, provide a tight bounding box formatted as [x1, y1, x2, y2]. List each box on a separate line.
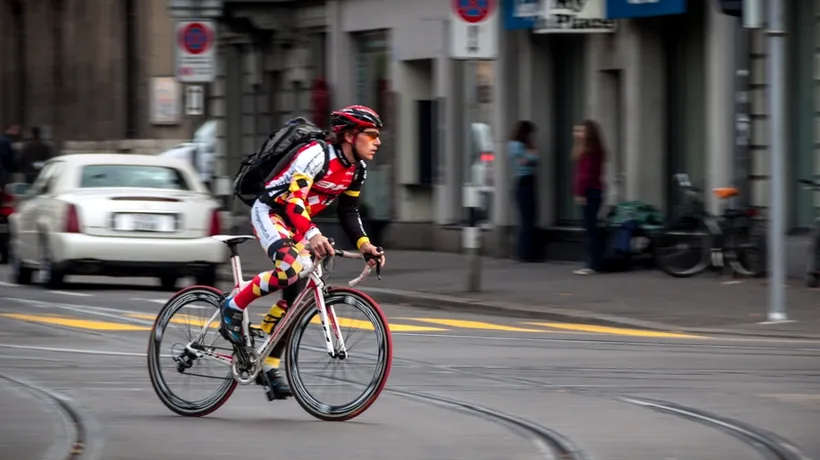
[220, 105, 387, 399]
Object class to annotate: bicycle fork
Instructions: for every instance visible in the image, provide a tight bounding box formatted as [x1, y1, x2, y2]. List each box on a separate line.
[315, 290, 349, 359]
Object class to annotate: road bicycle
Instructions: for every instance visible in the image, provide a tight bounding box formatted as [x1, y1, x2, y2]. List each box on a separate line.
[147, 234, 393, 421]
[652, 173, 766, 278]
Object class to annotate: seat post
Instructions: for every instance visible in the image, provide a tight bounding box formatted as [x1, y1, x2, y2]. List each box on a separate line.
[228, 243, 243, 287]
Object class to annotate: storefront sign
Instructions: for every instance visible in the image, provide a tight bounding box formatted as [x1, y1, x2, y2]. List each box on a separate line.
[533, 0, 616, 34]
[503, 0, 540, 30]
[605, 0, 687, 19]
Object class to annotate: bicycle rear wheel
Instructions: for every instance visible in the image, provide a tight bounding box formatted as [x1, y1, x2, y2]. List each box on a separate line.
[285, 287, 392, 421]
[147, 285, 238, 417]
[652, 220, 712, 277]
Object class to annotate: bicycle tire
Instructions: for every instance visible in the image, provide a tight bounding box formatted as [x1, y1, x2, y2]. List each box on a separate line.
[147, 285, 238, 417]
[652, 222, 712, 278]
[727, 220, 767, 278]
[285, 286, 393, 422]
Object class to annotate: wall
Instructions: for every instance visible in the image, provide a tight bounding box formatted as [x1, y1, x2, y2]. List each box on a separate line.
[0, 0, 197, 154]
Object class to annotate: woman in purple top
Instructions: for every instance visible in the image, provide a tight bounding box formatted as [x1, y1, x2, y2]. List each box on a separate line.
[572, 120, 606, 275]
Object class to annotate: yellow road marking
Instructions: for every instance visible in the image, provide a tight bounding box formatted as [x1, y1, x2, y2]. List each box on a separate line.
[0, 313, 151, 331]
[127, 313, 219, 329]
[300, 315, 447, 333]
[522, 322, 701, 338]
[401, 318, 547, 333]
[127, 312, 448, 333]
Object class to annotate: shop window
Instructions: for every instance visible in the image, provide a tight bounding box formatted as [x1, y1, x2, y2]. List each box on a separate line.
[353, 30, 390, 131]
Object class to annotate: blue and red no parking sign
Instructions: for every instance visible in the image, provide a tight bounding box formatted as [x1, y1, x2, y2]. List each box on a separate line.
[178, 22, 214, 55]
[452, 0, 494, 23]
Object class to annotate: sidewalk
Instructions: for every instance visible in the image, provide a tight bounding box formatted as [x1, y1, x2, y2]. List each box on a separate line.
[220, 243, 820, 340]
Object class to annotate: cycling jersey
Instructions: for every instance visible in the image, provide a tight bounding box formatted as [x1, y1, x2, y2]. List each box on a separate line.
[259, 140, 370, 249]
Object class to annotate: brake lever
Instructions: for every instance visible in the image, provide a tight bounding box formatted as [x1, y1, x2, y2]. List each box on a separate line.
[363, 246, 384, 280]
[375, 246, 383, 280]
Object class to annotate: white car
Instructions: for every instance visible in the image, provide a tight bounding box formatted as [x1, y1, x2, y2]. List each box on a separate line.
[7, 153, 228, 290]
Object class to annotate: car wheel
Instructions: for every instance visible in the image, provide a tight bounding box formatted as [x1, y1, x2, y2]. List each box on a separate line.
[0, 241, 8, 265]
[159, 275, 178, 291]
[195, 266, 217, 287]
[9, 237, 32, 285]
[38, 234, 65, 289]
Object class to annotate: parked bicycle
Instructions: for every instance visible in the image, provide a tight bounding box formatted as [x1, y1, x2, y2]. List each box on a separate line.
[652, 173, 766, 278]
[797, 178, 820, 287]
[147, 235, 392, 421]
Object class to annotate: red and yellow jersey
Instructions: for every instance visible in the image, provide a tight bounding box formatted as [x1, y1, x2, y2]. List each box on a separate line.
[260, 141, 369, 248]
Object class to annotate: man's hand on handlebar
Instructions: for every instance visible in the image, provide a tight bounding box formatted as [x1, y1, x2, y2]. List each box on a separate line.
[308, 233, 335, 259]
[360, 242, 386, 269]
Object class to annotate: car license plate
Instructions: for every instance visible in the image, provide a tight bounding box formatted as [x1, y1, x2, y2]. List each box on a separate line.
[134, 214, 158, 231]
[114, 213, 174, 232]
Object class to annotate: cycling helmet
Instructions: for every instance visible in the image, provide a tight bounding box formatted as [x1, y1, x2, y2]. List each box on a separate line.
[330, 105, 383, 134]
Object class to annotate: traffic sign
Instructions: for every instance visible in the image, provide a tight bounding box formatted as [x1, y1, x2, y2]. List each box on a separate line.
[185, 85, 205, 116]
[450, 0, 498, 60]
[175, 20, 217, 83]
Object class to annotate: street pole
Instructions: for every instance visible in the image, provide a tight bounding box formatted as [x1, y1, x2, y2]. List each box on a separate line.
[766, 0, 787, 322]
[463, 59, 482, 292]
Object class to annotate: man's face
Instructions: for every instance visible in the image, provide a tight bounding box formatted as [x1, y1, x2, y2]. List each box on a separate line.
[346, 129, 381, 161]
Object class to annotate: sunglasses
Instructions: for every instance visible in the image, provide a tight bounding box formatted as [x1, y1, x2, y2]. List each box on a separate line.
[359, 130, 381, 140]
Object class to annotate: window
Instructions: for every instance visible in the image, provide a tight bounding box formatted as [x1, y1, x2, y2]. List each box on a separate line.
[354, 30, 389, 128]
[79, 165, 191, 190]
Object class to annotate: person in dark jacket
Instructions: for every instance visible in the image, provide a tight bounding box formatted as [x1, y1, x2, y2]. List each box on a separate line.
[0, 123, 22, 189]
[20, 126, 54, 184]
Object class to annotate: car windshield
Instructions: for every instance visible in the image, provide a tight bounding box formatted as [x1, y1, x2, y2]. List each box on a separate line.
[79, 165, 191, 190]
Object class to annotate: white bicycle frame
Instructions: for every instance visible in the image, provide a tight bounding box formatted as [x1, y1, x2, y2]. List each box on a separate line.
[181, 236, 374, 384]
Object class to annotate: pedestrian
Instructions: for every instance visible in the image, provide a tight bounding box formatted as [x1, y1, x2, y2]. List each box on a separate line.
[20, 126, 54, 184]
[572, 119, 606, 275]
[0, 123, 22, 190]
[508, 120, 538, 262]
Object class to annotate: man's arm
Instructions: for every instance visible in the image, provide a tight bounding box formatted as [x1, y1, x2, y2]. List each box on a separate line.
[337, 162, 370, 250]
[280, 142, 327, 242]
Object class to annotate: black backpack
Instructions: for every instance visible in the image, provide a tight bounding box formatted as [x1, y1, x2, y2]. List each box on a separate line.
[232, 117, 330, 207]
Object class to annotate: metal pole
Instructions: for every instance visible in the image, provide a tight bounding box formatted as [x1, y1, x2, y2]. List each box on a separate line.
[733, 25, 750, 208]
[463, 59, 482, 292]
[766, 0, 787, 322]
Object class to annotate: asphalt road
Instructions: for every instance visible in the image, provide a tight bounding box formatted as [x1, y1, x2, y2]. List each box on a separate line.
[1, 268, 819, 460]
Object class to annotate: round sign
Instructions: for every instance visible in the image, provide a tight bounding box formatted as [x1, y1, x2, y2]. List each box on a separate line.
[453, 0, 493, 24]
[179, 22, 213, 55]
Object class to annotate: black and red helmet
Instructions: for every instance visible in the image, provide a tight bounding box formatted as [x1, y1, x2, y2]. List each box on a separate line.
[330, 105, 383, 134]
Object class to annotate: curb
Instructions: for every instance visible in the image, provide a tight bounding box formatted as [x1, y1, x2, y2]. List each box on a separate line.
[217, 270, 820, 341]
[0, 372, 105, 460]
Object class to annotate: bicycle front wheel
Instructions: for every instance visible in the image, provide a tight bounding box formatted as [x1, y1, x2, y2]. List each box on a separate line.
[285, 287, 393, 422]
[147, 285, 238, 417]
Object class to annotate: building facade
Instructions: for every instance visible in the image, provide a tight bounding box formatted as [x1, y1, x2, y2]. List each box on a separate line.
[0, 0, 202, 154]
[193, 0, 818, 257]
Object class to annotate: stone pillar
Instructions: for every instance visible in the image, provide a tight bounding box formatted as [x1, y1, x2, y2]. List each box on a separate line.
[326, 0, 354, 109]
[705, 0, 736, 215]
[621, 20, 666, 209]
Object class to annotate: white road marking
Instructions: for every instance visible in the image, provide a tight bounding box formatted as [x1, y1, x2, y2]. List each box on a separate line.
[48, 290, 92, 297]
[130, 298, 168, 305]
[3, 297, 156, 326]
[0, 343, 147, 357]
[130, 298, 209, 309]
[0, 281, 20, 288]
